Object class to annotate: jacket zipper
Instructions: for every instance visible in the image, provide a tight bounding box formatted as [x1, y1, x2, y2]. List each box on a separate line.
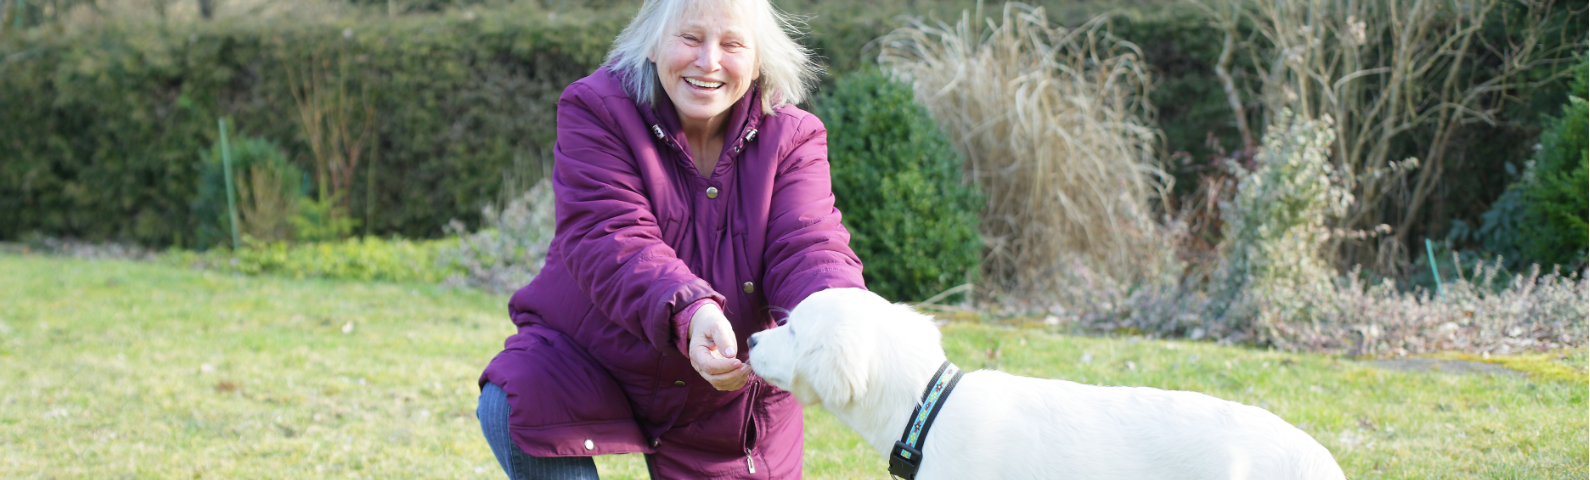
[745, 380, 760, 474]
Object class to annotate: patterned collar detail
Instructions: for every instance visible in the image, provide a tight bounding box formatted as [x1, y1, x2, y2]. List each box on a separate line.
[888, 361, 965, 480]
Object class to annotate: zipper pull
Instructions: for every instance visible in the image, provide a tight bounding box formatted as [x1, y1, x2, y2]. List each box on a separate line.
[746, 449, 756, 473]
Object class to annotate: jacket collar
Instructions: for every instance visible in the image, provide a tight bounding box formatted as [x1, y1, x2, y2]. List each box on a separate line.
[637, 76, 767, 170]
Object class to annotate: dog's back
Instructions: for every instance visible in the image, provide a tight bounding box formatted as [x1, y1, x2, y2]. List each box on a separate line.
[920, 371, 1346, 480]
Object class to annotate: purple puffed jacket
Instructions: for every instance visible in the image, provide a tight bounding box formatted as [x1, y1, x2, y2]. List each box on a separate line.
[478, 66, 865, 479]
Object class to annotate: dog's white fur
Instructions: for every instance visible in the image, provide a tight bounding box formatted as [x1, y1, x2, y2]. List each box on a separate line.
[749, 288, 1345, 480]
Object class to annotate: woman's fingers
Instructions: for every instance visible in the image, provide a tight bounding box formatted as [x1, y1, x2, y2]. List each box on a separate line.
[698, 361, 750, 390]
[689, 339, 749, 390]
[690, 343, 742, 373]
[700, 313, 738, 359]
[686, 303, 748, 390]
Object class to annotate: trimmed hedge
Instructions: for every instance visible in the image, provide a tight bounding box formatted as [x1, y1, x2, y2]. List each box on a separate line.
[0, 7, 623, 246]
[813, 68, 983, 302]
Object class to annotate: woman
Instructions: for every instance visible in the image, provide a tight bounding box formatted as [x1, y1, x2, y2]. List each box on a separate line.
[475, 0, 865, 478]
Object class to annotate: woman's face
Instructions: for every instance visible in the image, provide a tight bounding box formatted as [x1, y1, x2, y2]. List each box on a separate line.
[651, 4, 758, 131]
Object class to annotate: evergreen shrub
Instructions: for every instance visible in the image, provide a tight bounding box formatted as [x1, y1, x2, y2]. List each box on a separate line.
[811, 68, 983, 303]
[1516, 58, 1589, 268]
[1459, 57, 1588, 270]
[192, 131, 304, 249]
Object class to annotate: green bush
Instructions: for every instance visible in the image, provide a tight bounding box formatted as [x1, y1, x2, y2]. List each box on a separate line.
[1517, 57, 1589, 268]
[193, 130, 305, 249]
[811, 68, 983, 303]
[1460, 57, 1588, 270]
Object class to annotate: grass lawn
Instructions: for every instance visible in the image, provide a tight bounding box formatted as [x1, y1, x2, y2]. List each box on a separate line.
[1, 254, 1584, 478]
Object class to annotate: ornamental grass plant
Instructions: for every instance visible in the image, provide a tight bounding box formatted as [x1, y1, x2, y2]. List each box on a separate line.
[878, 3, 1174, 305]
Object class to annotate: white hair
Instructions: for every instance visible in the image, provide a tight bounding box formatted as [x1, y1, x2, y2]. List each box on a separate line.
[606, 0, 820, 114]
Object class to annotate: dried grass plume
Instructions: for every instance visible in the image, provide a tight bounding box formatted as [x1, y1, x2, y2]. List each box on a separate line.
[879, 3, 1173, 302]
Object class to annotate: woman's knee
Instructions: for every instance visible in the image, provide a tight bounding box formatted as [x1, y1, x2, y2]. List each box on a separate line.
[478, 382, 510, 427]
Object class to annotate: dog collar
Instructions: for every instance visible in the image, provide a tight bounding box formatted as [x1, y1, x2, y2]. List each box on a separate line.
[889, 360, 964, 480]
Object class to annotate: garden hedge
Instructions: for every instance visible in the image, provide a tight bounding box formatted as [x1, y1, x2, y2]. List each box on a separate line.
[0, 7, 622, 246]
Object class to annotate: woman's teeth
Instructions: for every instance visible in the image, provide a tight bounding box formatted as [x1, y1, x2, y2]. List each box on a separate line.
[685, 78, 724, 89]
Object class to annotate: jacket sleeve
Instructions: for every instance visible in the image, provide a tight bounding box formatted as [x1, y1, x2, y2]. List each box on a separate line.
[552, 84, 724, 353]
[762, 113, 867, 312]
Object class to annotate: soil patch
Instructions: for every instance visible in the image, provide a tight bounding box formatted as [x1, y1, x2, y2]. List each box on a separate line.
[1368, 358, 1525, 377]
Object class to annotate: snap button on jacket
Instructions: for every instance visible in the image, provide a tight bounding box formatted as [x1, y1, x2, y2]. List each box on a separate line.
[479, 66, 865, 479]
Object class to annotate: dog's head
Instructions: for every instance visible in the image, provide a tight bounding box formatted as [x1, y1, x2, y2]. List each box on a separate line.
[748, 288, 944, 408]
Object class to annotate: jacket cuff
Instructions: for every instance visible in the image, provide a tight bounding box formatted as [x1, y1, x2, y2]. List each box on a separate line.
[672, 297, 722, 356]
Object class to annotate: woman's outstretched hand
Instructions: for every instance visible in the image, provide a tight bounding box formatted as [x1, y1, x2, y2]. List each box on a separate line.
[687, 304, 751, 391]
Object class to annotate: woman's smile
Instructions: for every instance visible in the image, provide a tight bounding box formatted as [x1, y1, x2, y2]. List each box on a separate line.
[684, 77, 725, 90]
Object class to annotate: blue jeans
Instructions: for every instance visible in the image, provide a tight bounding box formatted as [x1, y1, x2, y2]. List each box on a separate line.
[477, 382, 602, 480]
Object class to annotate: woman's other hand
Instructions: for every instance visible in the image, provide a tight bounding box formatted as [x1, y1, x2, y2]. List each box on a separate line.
[687, 304, 750, 391]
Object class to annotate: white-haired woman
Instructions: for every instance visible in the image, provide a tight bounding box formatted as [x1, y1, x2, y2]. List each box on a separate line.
[474, 0, 865, 478]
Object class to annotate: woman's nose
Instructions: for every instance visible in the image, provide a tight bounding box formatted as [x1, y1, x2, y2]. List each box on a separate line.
[693, 44, 721, 71]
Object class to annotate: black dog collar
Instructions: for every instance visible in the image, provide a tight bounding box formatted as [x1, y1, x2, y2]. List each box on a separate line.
[888, 360, 965, 480]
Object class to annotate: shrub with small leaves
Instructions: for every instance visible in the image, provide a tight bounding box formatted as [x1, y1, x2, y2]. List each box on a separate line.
[438, 178, 556, 294]
[1212, 111, 1353, 342]
[811, 68, 984, 303]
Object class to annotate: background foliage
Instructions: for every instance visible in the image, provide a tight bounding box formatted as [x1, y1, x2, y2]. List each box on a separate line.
[0, 0, 1582, 296]
[812, 68, 983, 303]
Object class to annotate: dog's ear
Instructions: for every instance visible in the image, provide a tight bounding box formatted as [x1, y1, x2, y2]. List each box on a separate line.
[803, 314, 874, 405]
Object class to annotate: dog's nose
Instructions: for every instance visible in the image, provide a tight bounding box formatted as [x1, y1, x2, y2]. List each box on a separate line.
[748, 335, 759, 349]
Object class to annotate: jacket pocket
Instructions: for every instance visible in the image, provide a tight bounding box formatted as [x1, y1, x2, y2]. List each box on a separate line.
[479, 324, 650, 456]
[669, 381, 759, 455]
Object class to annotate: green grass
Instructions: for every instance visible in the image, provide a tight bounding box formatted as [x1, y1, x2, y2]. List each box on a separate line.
[0, 254, 1584, 478]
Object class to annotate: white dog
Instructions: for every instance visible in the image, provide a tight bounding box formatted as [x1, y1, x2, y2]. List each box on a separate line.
[748, 288, 1345, 480]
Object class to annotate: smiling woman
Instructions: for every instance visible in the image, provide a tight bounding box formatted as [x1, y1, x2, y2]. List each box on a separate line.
[473, 0, 863, 479]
